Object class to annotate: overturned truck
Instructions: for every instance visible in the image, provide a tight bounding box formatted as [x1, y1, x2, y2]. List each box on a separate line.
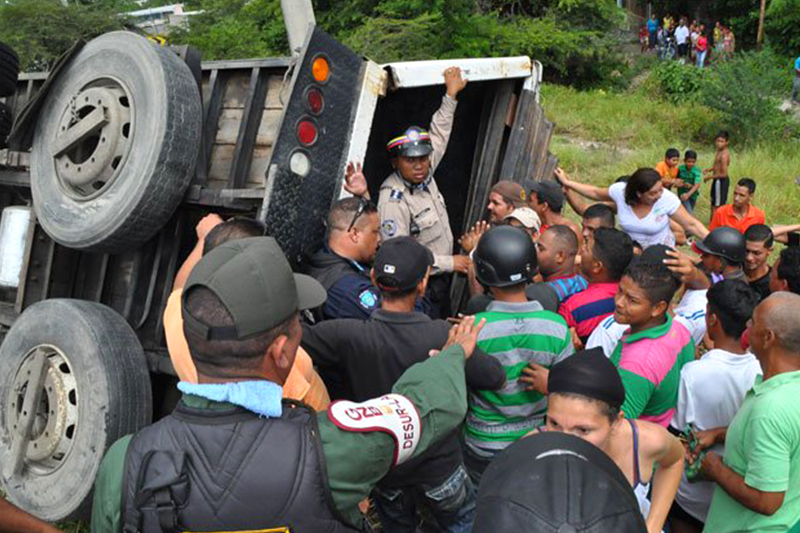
[0, 25, 556, 521]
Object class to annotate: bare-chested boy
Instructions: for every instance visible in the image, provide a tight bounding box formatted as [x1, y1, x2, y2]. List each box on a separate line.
[704, 131, 731, 221]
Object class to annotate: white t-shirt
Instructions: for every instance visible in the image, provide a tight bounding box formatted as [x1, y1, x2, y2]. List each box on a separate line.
[608, 182, 681, 249]
[674, 26, 690, 44]
[586, 290, 707, 357]
[672, 289, 708, 346]
[670, 350, 762, 522]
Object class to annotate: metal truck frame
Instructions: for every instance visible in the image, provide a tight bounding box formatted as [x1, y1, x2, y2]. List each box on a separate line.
[0, 25, 556, 522]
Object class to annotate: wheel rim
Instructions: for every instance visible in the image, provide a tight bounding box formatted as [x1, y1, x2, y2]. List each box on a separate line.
[50, 77, 134, 201]
[6, 345, 79, 476]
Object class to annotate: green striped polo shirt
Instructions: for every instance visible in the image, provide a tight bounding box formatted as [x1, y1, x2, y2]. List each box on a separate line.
[465, 300, 573, 456]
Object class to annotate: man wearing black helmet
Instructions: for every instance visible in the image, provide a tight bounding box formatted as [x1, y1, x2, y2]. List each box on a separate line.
[463, 226, 574, 484]
[693, 227, 747, 283]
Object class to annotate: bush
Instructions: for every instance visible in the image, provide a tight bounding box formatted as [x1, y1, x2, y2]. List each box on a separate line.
[765, 0, 800, 57]
[699, 51, 797, 144]
[646, 61, 707, 104]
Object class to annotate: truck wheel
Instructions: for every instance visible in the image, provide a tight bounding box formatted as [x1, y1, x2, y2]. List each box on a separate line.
[0, 299, 152, 521]
[0, 102, 11, 149]
[30, 31, 201, 253]
[0, 42, 19, 97]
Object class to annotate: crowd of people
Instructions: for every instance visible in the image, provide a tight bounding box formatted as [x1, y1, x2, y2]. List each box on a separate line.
[3, 67, 800, 533]
[641, 15, 735, 67]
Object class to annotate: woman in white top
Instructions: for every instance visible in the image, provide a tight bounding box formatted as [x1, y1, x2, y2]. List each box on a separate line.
[557, 167, 708, 248]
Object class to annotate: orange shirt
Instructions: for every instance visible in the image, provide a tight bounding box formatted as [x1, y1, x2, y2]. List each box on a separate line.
[655, 161, 679, 189]
[708, 204, 765, 234]
[163, 289, 331, 411]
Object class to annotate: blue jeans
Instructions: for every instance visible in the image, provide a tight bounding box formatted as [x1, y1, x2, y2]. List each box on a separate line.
[372, 465, 476, 533]
[696, 50, 707, 68]
[681, 197, 696, 214]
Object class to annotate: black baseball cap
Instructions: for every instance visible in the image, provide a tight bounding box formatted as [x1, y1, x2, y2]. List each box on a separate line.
[182, 237, 326, 340]
[475, 432, 647, 532]
[373, 237, 434, 292]
[548, 347, 626, 410]
[525, 179, 564, 212]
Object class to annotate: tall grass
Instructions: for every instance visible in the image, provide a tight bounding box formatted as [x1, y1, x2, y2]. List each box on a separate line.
[543, 84, 800, 226]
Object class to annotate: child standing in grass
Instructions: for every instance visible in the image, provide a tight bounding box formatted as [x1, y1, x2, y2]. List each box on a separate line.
[676, 149, 702, 214]
[704, 131, 731, 221]
[655, 148, 681, 190]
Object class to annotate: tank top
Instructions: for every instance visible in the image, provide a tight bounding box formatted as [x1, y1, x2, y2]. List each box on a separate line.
[629, 419, 653, 519]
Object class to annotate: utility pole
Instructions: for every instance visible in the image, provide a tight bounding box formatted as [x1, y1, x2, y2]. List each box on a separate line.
[756, 0, 766, 50]
[280, 0, 316, 58]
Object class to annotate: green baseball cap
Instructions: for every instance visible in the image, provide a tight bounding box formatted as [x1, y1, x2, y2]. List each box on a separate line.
[182, 237, 326, 340]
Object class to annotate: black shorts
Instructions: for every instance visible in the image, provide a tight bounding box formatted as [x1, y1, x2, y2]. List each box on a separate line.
[711, 178, 729, 207]
[669, 499, 705, 530]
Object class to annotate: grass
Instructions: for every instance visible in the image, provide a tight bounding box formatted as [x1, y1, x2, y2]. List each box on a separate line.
[541, 83, 800, 226]
[59, 522, 86, 533]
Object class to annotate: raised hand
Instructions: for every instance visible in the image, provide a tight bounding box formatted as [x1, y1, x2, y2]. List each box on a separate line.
[442, 315, 486, 359]
[344, 161, 369, 198]
[458, 220, 489, 253]
[520, 363, 550, 394]
[444, 67, 467, 98]
[196, 213, 224, 240]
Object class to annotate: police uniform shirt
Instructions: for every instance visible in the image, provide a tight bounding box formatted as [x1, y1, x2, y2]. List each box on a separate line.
[378, 95, 457, 274]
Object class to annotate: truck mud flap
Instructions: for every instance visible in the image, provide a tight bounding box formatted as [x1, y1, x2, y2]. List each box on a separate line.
[258, 26, 363, 266]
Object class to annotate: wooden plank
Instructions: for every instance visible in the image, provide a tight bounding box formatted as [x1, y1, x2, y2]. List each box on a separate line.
[531, 118, 554, 182]
[228, 67, 270, 189]
[450, 80, 515, 310]
[499, 88, 536, 182]
[197, 68, 226, 184]
[515, 99, 542, 182]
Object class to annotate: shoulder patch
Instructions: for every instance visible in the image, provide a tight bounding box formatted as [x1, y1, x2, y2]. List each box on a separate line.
[328, 394, 421, 466]
[382, 219, 398, 237]
[389, 189, 404, 202]
[358, 289, 378, 309]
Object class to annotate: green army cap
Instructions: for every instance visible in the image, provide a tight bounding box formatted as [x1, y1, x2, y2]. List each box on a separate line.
[182, 237, 326, 340]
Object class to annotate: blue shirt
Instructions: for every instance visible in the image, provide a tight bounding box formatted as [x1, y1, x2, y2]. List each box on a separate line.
[546, 273, 589, 303]
[324, 270, 381, 321]
[647, 19, 658, 32]
[795, 56, 800, 75]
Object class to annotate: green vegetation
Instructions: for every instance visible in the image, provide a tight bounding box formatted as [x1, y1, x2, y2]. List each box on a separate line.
[765, 0, 800, 56]
[543, 83, 800, 226]
[644, 51, 798, 145]
[0, 0, 629, 87]
[0, 0, 129, 71]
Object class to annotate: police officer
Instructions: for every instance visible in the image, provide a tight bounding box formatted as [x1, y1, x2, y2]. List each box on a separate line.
[91, 237, 481, 533]
[306, 197, 382, 320]
[344, 67, 468, 318]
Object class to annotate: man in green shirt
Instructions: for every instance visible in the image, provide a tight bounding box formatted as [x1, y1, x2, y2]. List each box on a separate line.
[91, 237, 482, 533]
[464, 226, 573, 484]
[701, 292, 800, 532]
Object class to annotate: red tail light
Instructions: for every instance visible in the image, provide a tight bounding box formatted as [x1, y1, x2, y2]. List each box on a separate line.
[306, 88, 324, 115]
[297, 119, 318, 146]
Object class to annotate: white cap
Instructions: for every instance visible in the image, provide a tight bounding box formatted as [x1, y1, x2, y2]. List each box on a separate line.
[504, 207, 541, 232]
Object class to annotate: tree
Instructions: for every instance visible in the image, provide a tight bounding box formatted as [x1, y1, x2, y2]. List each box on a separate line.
[0, 0, 129, 71]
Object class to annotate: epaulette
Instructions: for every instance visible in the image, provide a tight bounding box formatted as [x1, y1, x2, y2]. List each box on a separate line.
[389, 189, 404, 202]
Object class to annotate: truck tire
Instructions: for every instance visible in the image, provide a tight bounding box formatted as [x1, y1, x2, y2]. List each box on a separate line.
[0, 42, 19, 97]
[0, 299, 152, 522]
[30, 31, 201, 253]
[0, 102, 11, 149]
